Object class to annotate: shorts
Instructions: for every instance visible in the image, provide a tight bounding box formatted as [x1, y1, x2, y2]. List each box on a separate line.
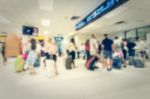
[45, 53, 57, 62]
[103, 50, 113, 59]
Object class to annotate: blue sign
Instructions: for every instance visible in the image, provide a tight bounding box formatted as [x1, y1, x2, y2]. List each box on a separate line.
[75, 0, 128, 30]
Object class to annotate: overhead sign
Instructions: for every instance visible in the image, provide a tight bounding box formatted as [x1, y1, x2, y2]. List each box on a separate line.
[75, 0, 129, 30]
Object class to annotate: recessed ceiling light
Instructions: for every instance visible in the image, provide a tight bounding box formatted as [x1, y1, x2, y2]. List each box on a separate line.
[41, 19, 50, 26]
[38, 0, 53, 11]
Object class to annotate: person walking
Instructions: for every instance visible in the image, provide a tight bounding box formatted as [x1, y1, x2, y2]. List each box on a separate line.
[102, 34, 114, 71]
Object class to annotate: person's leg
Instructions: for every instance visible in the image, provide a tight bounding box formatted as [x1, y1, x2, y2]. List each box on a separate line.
[2, 51, 6, 63]
[53, 55, 58, 75]
[30, 53, 37, 74]
[29, 64, 36, 74]
[54, 62, 58, 75]
[72, 51, 76, 68]
[103, 50, 109, 69]
[109, 51, 113, 70]
[109, 59, 113, 69]
[93, 56, 99, 69]
[102, 59, 107, 68]
[85, 51, 88, 61]
[87, 51, 91, 61]
[77, 51, 80, 59]
[43, 58, 47, 70]
[123, 50, 127, 67]
[106, 51, 113, 71]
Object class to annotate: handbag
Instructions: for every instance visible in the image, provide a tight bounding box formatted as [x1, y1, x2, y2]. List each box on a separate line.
[34, 58, 40, 68]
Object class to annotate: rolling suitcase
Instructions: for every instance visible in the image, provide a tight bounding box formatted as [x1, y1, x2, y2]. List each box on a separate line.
[15, 55, 25, 72]
[112, 57, 122, 69]
[85, 56, 98, 70]
[65, 56, 72, 69]
[129, 56, 134, 65]
[133, 57, 144, 68]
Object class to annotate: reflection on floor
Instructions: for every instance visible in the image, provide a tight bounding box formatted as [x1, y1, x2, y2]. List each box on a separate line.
[0, 57, 150, 99]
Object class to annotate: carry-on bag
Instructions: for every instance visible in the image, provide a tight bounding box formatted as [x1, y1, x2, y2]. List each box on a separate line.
[133, 52, 145, 68]
[65, 56, 72, 69]
[112, 57, 122, 69]
[34, 58, 40, 68]
[85, 56, 98, 70]
[133, 57, 144, 68]
[15, 55, 25, 72]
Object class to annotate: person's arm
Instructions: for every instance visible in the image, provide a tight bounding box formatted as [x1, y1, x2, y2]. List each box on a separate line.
[112, 44, 115, 52]
[101, 40, 104, 51]
[111, 41, 115, 52]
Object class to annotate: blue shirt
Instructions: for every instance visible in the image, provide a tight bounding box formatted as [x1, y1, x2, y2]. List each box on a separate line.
[102, 38, 113, 51]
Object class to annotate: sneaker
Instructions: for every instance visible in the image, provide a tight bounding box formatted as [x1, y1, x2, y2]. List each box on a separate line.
[123, 64, 127, 68]
[94, 66, 99, 69]
[107, 68, 112, 71]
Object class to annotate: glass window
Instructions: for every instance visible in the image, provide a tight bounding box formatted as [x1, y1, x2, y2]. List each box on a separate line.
[126, 30, 136, 39]
[137, 26, 150, 40]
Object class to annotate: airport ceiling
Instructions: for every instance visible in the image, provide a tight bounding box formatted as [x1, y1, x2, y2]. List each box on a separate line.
[0, 0, 150, 36]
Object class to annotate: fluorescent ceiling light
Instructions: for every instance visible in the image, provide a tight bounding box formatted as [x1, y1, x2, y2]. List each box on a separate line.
[42, 19, 50, 26]
[39, 0, 53, 11]
[0, 15, 10, 24]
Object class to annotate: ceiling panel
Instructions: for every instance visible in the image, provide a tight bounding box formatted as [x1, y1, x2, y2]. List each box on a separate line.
[0, 0, 150, 37]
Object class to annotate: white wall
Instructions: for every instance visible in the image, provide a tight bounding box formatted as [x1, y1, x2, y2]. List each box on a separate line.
[109, 32, 125, 39]
[74, 33, 103, 46]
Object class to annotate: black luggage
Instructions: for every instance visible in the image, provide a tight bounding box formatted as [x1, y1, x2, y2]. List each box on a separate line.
[85, 56, 98, 70]
[65, 56, 72, 69]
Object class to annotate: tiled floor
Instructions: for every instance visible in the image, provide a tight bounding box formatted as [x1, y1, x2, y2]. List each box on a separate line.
[0, 57, 150, 99]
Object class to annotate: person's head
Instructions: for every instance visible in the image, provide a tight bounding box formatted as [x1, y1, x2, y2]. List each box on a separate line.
[30, 38, 36, 50]
[48, 38, 52, 43]
[31, 38, 36, 43]
[122, 38, 125, 41]
[70, 38, 75, 44]
[115, 36, 118, 39]
[91, 34, 96, 39]
[136, 37, 139, 41]
[85, 39, 90, 45]
[104, 33, 108, 38]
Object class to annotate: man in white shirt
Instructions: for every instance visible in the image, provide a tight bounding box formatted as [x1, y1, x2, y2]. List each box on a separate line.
[90, 34, 98, 56]
[89, 34, 99, 70]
